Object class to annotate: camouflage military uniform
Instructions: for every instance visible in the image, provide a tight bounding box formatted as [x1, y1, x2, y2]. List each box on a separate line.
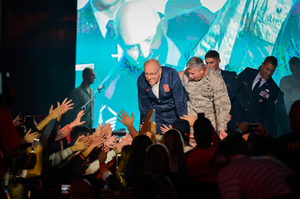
[182, 67, 231, 134]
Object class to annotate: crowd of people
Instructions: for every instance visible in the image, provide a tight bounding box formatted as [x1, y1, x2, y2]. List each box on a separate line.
[1, 51, 300, 199]
[1, 0, 300, 198]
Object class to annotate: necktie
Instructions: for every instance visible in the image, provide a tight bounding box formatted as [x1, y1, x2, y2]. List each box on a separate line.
[105, 20, 115, 39]
[253, 78, 261, 91]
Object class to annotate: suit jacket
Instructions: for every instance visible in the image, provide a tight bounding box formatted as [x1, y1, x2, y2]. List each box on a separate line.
[77, 3, 119, 81]
[228, 67, 280, 134]
[137, 66, 187, 133]
[220, 69, 237, 101]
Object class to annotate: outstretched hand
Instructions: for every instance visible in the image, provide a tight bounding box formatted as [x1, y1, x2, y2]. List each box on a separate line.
[71, 137, 90, 152]
[104, 135, 118, 149]
[95, 123, 112, 139]
[48, 98, 74, 120]
[180, 113, 197, 127]
[160, 124, 172, 134]
[118, 110, 134, 127]
[114, 134, 133, 153]
[23, 129, 41, 143]
[70, 110, 85, 129]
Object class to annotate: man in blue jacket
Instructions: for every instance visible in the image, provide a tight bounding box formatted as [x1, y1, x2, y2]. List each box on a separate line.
[137, 59, 187, 134]
[228, 56, 280, 134]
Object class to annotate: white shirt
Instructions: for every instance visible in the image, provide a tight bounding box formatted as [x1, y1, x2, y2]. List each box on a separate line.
[151, 80, 160, 99]
[252, 71, 267, 90]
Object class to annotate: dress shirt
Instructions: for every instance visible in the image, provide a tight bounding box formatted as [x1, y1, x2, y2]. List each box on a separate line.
[252, 72, 267, 90]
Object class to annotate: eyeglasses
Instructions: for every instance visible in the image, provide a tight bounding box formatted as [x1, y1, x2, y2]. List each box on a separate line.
[145, 69, 160, 77]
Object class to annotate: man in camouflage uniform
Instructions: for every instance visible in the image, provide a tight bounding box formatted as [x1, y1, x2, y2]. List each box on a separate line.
[182, 56, 231, 140]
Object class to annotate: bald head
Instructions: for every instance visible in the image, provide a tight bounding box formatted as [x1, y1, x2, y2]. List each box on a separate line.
[114, 1, 163, 63]
[114, 1, 160, 41]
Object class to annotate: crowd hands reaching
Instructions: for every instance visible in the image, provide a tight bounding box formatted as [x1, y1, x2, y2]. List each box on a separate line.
[2, 96, 300, 199]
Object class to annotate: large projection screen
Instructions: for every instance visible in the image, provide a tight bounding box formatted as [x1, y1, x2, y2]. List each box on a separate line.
[76, 0, 300, 130]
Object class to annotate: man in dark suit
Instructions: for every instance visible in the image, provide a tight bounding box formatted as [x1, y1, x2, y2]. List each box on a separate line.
[205, 50, 237, 101]
[138, 59, 187, 135]
[228, 56, 280, 134]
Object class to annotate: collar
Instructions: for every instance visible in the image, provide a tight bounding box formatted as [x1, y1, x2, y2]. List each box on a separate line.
[90, 1, 111, 38]
[254, 71, 267, 85]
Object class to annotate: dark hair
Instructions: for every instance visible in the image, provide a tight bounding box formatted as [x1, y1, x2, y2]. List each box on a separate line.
[289, 99, 300, 130]
[132, 173, 161, 199]
[193, 117, 213, 148]
[205, 50, 220, 59]
[217, 133, 246, 157]
[146, 144, 170, 173]
[162, 129, 184, 172]
[175, 128, 188, 144]
[128, 134, 153, 184]
[288, 56, 300, 66]
[70, 126, 90, 142]
[263, 56, 278, 67]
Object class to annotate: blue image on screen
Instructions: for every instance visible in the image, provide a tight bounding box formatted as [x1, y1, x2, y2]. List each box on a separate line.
[76, 0, 300, 130]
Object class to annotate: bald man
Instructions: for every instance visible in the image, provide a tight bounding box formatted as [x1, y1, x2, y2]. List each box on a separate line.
[114, 1, 185, 71]
[138, 59, 187, 135]
[62, 68, 95, 129]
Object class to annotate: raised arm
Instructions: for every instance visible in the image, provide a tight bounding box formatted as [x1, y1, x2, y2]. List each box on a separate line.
[36, 98, 73, 131]
[25, 143, 43, 178]
[118, 110, 139, 138]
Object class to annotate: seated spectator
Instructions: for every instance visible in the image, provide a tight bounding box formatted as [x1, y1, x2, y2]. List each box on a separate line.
[70, 178, 96, 199]
[235, 122, 274, 156]
[273, 99, 300, 174]
[173, 119, 193, 152]
[132, 173, 161, 199]
[116, 145, 132, 188]
[177, 115, 220, 198]
[145, 144, 184, 199]
[161, 129, 184, 172]
[125, 134, 152, 187]
[155, 174, 178, 199]
[159, 119, 194, 152]
[216, 134, 296, 199]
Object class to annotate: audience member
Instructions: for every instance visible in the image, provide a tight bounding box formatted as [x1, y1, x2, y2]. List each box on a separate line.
[145, 144, 183, 199]
[70, 178, 96, 199]
[273, 99, 300, 174]
[125, 134, 152, 187]
[178, 115, 219, 198]
[161, 129, 184, 173]
[216, 134, 296, 199]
